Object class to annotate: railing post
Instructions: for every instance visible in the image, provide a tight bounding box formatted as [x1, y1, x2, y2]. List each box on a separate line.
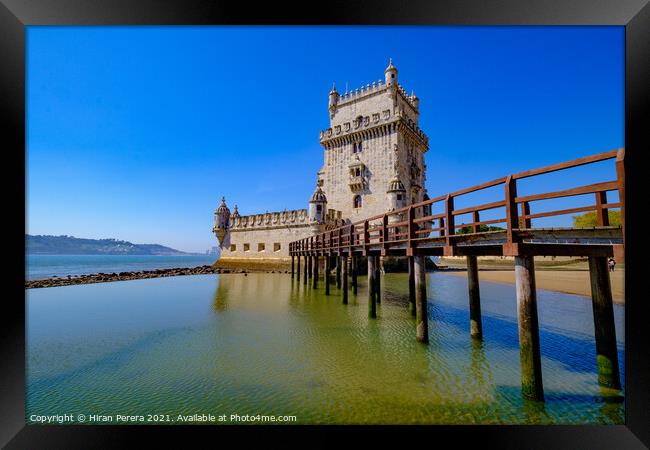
[440, 217, 445, 237]
[363, 220, 369, 255]
[505, 175, 519, 243]
[445, 195, 456, 245]
[472, 210, 480, 233]
[407, 206, 415, 253]
[349, 224, 354, 251]
[337, 228, 342, 253]
[616, 148, 625, 245]
[595, 191, 609, 226]
[519, 201, 531, 229]
[444, 195, 455, 255]
[382, 214, 388, 253]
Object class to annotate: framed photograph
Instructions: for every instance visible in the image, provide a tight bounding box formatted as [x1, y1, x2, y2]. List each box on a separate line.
[2, 0, 648, 447]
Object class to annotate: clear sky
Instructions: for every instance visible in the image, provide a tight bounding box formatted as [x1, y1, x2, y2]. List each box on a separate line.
[27, 26, 624, 253]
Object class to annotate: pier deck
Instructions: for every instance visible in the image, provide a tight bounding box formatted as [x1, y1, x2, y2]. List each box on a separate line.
[288, 149, 625, 402]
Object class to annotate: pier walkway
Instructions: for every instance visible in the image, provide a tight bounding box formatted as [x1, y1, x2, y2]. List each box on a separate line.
[288, 148, 625, 402]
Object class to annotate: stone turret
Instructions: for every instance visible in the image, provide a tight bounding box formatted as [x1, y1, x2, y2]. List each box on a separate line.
[213, 196, 231, 247]
[328, 83, 339, 114]
[385, 58, 398, 86]
[309, 185, 328, 223]
[410, 90, 419, 109]
[387, 176, 406, 211]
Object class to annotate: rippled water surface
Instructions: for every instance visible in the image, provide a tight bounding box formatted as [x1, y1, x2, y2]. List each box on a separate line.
[26, 272, 624, 424]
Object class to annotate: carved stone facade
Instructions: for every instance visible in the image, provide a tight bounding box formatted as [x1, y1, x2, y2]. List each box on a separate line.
[214, 60, 429, 259]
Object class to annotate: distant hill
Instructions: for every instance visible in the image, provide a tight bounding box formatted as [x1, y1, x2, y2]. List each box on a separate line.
[26, 235, 195, 255]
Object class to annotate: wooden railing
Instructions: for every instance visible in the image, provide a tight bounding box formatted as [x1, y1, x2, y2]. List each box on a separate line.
[289, 148, 625, 256]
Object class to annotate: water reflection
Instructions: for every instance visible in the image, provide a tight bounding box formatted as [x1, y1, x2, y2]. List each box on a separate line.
[27, 272, 624, 424]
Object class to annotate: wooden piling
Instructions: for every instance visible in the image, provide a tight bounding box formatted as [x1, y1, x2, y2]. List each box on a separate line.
[308, 256, 313, 279]
[374, 256, 381, 304]
[368, 255, 377, 318]
[408, 256, 415, 316]
[414, 256, 428, 343]
[467, 255, 483, 339]
[325, 256, 330, 295]
[352, 257, 358, 295]
[313, 256, 319, 289]
[514, 255, 544, 401]
[291, 256, 295, 279]
[303, 255, 307, 285]
[588, 256, 621, 390]
[342, 256, 348, 304]
[336, 257, 341, 289]
[296, 255, 300, 282]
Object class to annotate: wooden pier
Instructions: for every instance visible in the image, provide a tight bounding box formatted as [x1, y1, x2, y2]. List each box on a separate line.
[289, 149, 625, 401]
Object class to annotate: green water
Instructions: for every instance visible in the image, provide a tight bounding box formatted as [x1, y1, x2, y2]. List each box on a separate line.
[26, 272, 624, 424]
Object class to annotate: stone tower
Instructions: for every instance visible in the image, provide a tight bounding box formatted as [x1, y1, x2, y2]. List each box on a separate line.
[317, 60, 429, 222]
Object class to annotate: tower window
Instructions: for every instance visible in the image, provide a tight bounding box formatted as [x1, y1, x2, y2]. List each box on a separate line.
[274, 243, 281, 252]
[316, 204, 322, 212]
[258, 243, 265, 252]
[397, 194, 403, 201]
[244, 243, 250, 252]
[230, 244, 236, 252]
[353, 195, 362, 209]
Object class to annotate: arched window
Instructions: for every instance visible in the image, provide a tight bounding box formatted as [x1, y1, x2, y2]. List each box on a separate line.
[353, 195, 362, 209]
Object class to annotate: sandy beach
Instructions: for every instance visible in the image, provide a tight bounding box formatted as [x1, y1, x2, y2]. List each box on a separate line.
[441, 269, 624, 304]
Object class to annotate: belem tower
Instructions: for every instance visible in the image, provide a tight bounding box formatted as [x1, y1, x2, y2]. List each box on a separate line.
[213, 60, 429, 260]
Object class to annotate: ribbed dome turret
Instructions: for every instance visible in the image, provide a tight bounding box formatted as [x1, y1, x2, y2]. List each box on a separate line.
[385, 58, 398, 86]
[385, 58, 397, 73]
[387, 177, 406, 193]
[231, 204, 240, 219]
[309, 186, 328, 203]
[215, 196, 231, 218]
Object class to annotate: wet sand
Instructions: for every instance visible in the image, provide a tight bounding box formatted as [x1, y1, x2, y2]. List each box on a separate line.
[441, 269, 624, 304]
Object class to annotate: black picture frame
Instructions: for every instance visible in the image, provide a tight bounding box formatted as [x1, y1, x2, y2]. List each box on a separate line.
[1, 1, 648, 448]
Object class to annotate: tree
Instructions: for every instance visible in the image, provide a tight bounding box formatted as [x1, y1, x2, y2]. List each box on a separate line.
[572, 210, 621, 228]
[456, 224, 504, 234]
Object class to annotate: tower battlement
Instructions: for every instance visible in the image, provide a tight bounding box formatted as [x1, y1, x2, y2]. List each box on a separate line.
[337, 80, 419, 111]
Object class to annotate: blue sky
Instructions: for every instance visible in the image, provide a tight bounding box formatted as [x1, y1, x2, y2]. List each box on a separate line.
[27, 26, 624, 253]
